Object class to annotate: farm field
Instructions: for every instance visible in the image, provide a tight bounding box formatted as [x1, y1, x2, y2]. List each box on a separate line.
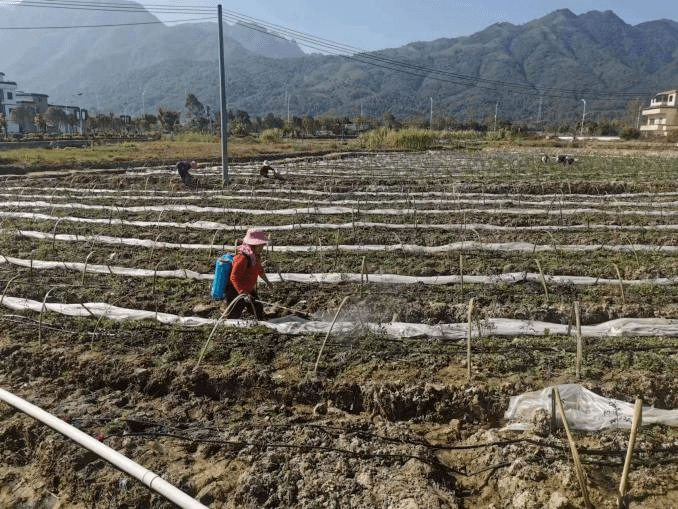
[2, 147, 678, 508]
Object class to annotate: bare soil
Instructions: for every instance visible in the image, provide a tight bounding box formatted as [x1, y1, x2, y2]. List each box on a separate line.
[2, 149, 678, 509]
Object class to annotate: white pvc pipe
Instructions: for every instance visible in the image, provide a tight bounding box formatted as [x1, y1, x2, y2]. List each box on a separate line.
[0, 387, 209, 509]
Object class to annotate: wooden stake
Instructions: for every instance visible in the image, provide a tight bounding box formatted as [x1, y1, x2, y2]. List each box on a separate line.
[81, 251, 94, 286]
[1, 274, 20, 306]
[313, 296, 350, 376]
[467, 297, 475, 381]
[575, 301, 582, 379]
[550, 387, 557, 434]
[614, 263, 626, 305]
[554, 387, 592, 509]
[618, 398, 643, 509]
[38, 287, 57, 346]
[536, 259, 549, 303]
[359, 256, 366, 297]
[459, 254, 464, 300]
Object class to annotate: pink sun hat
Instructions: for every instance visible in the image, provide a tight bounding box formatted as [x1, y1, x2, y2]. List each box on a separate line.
[243, 228, 270, 245]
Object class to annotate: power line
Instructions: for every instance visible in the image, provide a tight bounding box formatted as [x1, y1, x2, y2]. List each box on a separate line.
[0, 0, 654, 102]
[0, 17, 214, 29]
[1, 0, 212, 14]
[217, 9, 651, 100]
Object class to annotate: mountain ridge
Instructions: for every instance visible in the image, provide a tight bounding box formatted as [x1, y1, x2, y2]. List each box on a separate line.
[2, 5, 677, 124]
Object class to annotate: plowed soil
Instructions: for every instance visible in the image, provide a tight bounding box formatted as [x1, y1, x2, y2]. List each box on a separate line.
[2, 149, 678, 509]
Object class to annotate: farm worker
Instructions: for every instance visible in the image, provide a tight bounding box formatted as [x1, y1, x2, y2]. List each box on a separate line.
[224, 228, 274, 320]
[176, 160, 197, 184]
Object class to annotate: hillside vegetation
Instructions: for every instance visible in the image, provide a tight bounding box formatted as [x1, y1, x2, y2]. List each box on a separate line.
[2, 6, 678, 125]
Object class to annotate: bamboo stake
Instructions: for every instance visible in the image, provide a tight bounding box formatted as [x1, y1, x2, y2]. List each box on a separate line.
[550, 387, 557, 434]
[38, 287, 57, 346]
[536, 259, 549, 303]
[613, 263, 626, 305]
[575, 301, 582, 379]
[81, 251, 94, 286]
[208, 230, 219, 261]
[51, 218, 64, 250]
[459, 254, 464, 300]
[1, 274, 20, 306]
[313, 295, 350, 376]
[149, 233, 162, 263]
[467, 297, 475, 381]
[318, 236, 324, 273]
[618, 398, 643, 509]
[554, 387, 592, 509]
[196, 294, 250, 367]
[90, 314, 106, 347]
[152, 258, 167, 308]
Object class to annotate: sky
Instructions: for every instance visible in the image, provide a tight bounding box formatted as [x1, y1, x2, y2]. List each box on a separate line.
[145, 0, 678, 52]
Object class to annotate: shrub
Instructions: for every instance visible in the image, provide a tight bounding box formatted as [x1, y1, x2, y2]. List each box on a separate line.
[359, 128, 440, 150]
[173, 132, 218, 143]
[620, 127, 640, 141]
[260, 128, 283, 142]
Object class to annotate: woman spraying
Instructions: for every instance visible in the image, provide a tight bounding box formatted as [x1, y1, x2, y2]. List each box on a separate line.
[224, 228, 273, 320]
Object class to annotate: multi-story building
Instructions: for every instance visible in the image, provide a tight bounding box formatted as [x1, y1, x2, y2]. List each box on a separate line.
[16, 91, 49, 115]
[640, 89, 678, 136]
[0, 72, 87, 134]
[0, 72, 20, 133]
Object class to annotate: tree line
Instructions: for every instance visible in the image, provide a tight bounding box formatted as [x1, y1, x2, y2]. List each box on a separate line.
[1, 93, 643, 140]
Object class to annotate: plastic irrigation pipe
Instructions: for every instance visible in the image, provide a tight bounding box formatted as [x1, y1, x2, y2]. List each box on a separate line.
[0, 387, 209, 509]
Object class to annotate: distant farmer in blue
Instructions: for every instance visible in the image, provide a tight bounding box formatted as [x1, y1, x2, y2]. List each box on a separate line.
[176, 160, 196, 184]
[224, 228, 274, 320]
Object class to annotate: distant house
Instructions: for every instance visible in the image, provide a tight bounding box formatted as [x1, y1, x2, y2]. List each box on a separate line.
[0, 72, 88, 134]
[0, 72, 20, 133]
[640, 89, 678, 136]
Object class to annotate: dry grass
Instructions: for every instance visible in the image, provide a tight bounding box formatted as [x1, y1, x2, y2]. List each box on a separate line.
[0, 135, 352, 168]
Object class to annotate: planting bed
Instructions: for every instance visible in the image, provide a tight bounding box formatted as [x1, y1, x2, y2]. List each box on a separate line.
[2, 148, 678, 508]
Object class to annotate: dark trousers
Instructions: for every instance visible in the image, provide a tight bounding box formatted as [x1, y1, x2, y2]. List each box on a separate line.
[224, 283, 264, 319]
[176, 162, 193, 184]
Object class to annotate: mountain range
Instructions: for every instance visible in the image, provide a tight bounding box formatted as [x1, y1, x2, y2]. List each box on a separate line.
[2, 2, 678, 126]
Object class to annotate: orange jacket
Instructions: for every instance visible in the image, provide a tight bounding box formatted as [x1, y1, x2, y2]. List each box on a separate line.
[229, 253, 263, 294]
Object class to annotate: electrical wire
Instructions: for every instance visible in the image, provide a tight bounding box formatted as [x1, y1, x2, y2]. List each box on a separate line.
[0, 17, 215, 29]
[0, 0, 654, 101]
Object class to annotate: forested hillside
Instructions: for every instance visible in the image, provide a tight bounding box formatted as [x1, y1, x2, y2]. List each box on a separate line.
[2, 4, 678, 126]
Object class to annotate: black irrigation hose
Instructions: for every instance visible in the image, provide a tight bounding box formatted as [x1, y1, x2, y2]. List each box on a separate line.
[102, 429, 678, 474]
[65, 414, 678, 459]
[103, 430, 506, 478]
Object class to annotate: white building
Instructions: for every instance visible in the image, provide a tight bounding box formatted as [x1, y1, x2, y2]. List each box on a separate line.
[0, 72, 88, 134]
[640, 89, 678, 136]
[0, 72, 20, 134]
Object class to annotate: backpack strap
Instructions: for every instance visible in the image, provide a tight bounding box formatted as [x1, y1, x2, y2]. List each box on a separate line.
[235, 252, 253, 268]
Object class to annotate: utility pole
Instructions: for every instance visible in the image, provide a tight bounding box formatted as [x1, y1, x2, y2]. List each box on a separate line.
[494, 101, 498, 131]
[580, 99, 586, 137]
[218, 4, 228, 184]
[430, 97, 433, 130]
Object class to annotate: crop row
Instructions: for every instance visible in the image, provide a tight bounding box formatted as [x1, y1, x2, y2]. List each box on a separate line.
[1, 150, 677, 335]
